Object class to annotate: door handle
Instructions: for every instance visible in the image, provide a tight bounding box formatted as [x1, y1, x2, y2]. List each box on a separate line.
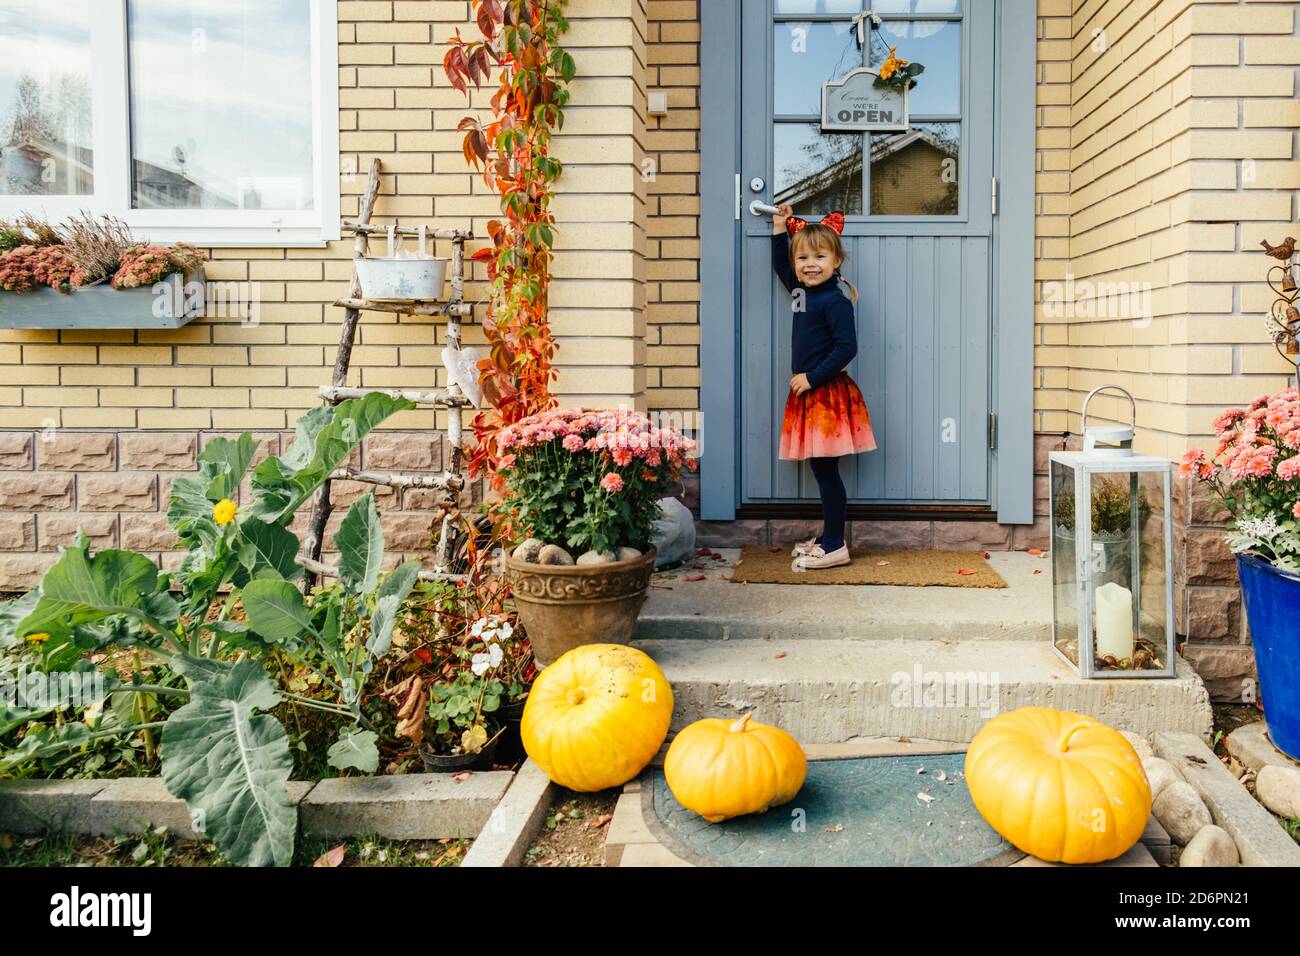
[750, 201, 780, 217]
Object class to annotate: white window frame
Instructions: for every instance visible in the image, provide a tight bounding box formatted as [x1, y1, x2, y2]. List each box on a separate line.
[0, 0, 340, 247]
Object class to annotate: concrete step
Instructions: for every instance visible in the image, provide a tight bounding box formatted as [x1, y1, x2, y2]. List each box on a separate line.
[639, 550, 1053, 642]
[630, 636, 1213, 745]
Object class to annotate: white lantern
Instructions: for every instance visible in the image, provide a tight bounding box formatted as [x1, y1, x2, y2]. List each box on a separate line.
[1049, 385, 1176, 679]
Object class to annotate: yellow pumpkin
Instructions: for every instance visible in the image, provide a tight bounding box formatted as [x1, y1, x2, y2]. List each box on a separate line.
[664, 713, 807, 823]
[521, 644, 673, 791]
[964, 706, 1151, 864]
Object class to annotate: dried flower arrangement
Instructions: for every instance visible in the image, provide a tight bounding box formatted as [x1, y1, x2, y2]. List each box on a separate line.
[59, 212, 135, 287]
[0, 211, 206, 294]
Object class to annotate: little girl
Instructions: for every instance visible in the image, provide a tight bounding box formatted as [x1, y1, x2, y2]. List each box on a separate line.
[771, 204, 877, 570]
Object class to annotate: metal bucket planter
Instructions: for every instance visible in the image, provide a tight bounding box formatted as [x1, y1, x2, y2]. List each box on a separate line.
[355, 255, 447, 301]
[1237, 554, 1300, 760]
[506, 549, 657, 667]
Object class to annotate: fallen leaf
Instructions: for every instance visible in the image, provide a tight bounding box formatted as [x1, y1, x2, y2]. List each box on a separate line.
[917, 792, 935, 805]
[957, 568, 976, 576]
[768, 546, 782, 553]
[1032, 569, 1042, 575]
[313, 844, 347, 868]
[916, 767, 925, 774]
[876, 560, 890, 566]
[773, 651, 786, 659]
[981, 550, 991, 559]
[452, 771, 473, 783]
[589, 813, 613, 829]
[897, 736, 911, 744]
[825, 824, 844, 833]
[685, 574, 706, 582]
[1027, 548, 1044, 556]
[936, 770, 947, 782]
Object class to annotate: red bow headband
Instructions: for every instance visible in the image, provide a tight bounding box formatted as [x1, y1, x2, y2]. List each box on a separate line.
[787, 211, 845, 237]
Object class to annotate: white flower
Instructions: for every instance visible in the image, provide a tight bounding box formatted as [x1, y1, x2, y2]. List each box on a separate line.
[471, 652, 491, 676]
[488, 642, 503, 668]
[470, 619, 486, 638]
[498, 621, 513, 640]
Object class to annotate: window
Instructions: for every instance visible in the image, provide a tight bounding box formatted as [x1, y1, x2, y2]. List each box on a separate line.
[0, 0, 339, 245]
[772, 1, 963, 218]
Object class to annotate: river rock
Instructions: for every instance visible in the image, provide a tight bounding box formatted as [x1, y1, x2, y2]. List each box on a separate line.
[1179, 825, 1239, 867]
[512, 538, 545, 563]
[537, 544, 575, 566]
[1255, 765, 1300, 820]
[576, 549, 616, 565]
[1142, 757, 1182, 801]
[1121, 731, 1153, 760]
[614, 546, 642, 562]
[1153, 781, 1213, 845]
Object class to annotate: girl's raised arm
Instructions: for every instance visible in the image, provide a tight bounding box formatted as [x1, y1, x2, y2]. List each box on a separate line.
[770, 204, 797, 293]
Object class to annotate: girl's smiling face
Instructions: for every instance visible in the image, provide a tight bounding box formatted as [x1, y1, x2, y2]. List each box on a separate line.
[793, 240, 840, 287]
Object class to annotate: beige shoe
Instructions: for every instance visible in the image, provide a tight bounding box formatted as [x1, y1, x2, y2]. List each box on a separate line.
[791, 536, 820, 557]
[791, 544, 850, 570]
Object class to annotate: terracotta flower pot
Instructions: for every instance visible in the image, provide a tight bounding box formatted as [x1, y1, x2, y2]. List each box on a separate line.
[506, 548, 657, 667]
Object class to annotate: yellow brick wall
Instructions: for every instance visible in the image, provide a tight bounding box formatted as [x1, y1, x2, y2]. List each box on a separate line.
[1037, 0, 1299, 459]
[645, 0, 700, 413]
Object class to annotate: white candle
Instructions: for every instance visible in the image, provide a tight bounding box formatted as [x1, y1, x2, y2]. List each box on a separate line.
[1095, 582, 1135, 661]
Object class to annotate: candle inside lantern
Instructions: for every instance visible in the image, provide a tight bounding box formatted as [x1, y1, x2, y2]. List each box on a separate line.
[1094, 582, 1135, 661]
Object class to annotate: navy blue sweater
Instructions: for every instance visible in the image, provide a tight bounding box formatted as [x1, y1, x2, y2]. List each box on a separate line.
[771, 232, 858, 390]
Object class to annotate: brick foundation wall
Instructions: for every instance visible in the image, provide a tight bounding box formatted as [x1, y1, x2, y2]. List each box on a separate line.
[0, 429, 482, 592]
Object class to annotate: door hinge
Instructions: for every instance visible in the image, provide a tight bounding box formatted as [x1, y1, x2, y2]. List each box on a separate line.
[991, 176, 998, 216]
[988, 412, 998, 451]
[734, 173, 741, 221]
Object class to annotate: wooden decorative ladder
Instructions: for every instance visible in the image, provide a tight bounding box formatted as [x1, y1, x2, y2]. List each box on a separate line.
[301, 159, 475, 587]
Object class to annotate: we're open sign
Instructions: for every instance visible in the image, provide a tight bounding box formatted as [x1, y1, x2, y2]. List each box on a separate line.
[821, 68, 909, 132]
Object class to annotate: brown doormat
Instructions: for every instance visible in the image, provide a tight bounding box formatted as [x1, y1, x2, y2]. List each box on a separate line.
[729, 546, 1008, 588]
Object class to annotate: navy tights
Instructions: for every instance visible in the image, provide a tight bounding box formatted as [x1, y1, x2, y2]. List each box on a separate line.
[809, 456, 847, 552]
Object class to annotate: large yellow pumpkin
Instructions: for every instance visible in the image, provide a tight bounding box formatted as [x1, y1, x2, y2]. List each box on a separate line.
[521, 644, 673, 791]
[664, 713, 807, 822]
[964, 706, 1151, 864]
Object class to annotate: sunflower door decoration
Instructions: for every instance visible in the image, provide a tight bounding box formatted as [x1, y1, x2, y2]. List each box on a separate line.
[851, 9, 926, 93]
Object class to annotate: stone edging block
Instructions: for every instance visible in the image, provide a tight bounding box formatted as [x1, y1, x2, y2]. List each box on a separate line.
[1153, 731, 1300, 867]
[300, 771, 514, 841]
[460, 759, 556, 867]
[85, 778, 316, 839]
[0, 779, 109, 836]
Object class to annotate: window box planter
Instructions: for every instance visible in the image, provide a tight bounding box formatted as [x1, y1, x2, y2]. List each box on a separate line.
[0, 269, 206, 330]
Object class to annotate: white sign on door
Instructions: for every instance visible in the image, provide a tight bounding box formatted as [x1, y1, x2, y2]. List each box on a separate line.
[821, 67, 909, 132]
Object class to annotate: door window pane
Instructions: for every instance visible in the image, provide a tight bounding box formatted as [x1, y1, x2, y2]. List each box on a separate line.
[128, 0, 315, 210]
[872, 0, 962, 12]
[775, 124, 863, 216]
[871, 20, 961, 116]
[774, 21, 861, 116]
[775, 0, 868, 13]
[0, 0, 94, 196]
[869, 122, 959, 215]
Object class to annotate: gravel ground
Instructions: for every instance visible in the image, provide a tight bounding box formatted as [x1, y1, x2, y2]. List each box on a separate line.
[523, 788, 619, 867]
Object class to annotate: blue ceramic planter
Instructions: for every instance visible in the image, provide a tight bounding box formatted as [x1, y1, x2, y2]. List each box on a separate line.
[1237, 554, 1300, 760]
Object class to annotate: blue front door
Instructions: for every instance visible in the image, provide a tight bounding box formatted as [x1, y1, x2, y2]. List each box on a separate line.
[739, 0, 997, 507]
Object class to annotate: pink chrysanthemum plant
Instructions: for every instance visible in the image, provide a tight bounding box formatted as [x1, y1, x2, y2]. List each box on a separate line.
[495, 407, 699, 557]
[1179, 386, 1300, 572]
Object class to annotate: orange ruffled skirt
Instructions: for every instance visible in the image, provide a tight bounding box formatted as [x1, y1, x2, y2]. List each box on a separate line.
[779, 371, 877, 461]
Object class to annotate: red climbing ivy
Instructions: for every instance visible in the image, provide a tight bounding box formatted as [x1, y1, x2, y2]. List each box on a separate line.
[444, 0, 574, 490]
